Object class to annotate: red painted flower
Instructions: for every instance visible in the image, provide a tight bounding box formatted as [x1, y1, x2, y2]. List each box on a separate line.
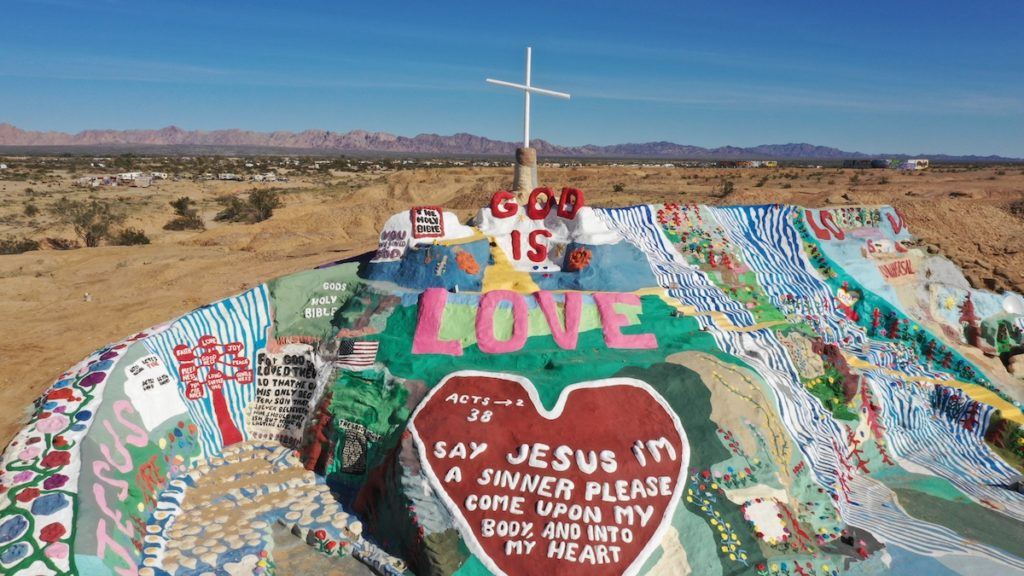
[324, 540, 337, 552]
[53, 435, 69, 448]
[314, 529, 327, 541]
[47, 388, 76, 402]
[40, 451, 71, 468]
[16, 487, 40, 502]
[40, 522, 66, 542]
[566, 247, 593, 272]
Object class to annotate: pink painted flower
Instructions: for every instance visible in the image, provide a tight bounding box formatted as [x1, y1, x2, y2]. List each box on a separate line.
[18, 445, 42, 461]
[12, 470, 34, 484]
[36, 414, 69, 434]
[45, 542, 69, 559]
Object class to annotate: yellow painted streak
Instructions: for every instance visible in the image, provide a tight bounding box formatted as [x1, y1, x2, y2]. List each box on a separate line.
[844, 354, 1024, 425]
[434, 228, 486, 247]
[480, 237, 541, 293]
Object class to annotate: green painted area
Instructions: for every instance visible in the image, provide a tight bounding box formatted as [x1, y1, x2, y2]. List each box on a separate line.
[801, 365, 859, 422]
[676, 504, 727, 576]
[890, 484, 1024, 559]
[871, 466, 973, 503]
[369, 294, 773, 573]
[375, 295, 726, 412]
[267, 264, 363, 339]
[617, 362, 766, 575]
[450, 554, 491, 576]
[326, 370, 411, 482]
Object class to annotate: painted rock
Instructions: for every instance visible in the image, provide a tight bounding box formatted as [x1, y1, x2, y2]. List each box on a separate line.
[1, 201, 1023, 576]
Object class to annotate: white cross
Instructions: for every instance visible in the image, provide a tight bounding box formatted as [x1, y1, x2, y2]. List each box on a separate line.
[486, 47, 571, 148]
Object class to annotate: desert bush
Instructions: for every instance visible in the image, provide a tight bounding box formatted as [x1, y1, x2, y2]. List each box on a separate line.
[849, 174, 860, 185]
[214, 195, 248, 222]
[44, 237, 80, 250]
[1009, 200, 1024, 219]
[612, 183, 625, 193]
[112, 227, 150, 246]
[23, 203, 39, 217]
[163, 215, 205, 230]
[215, 188, 283, 223]
[711, 179, 735, 198]
[781, 183, 793, 189]
[164, 196, 205, 230]
[50, 197, 126, 247]
[0, 236, 40, 255]
[754, 176, 768, 188]
[248, 188, 282, 222]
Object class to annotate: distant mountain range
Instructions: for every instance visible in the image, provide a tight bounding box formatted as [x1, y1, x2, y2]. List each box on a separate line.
[0, 123, 1017, 161]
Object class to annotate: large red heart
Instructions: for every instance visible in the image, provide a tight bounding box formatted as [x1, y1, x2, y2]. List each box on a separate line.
[410, 371, 689, 576]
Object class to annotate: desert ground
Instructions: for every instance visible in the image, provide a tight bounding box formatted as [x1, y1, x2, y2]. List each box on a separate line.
[1, 160, 1022, 445]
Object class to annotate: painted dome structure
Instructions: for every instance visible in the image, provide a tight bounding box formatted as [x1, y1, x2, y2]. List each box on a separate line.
[2, 186, 1024, 575]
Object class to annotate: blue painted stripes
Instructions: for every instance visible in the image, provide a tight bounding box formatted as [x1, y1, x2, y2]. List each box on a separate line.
[144, 285, 271, 456]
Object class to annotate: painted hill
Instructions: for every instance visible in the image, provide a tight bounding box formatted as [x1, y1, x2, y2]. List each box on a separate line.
[0, 123, 1017, 161]
[1, 192, 1024, 575]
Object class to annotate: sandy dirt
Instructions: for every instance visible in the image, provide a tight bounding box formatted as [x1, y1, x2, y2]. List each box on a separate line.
[1, 164, 1022, 444]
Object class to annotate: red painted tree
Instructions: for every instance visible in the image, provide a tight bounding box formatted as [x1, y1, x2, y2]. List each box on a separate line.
[958, 294, 981, 347]
[174, 335, 252, 447]
[962, 402, 980, 432]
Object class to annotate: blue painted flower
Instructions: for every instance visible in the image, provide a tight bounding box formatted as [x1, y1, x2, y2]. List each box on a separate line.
[0, 514, 29, 545]
[0, 542, 31, 565]
[31, 493, 70, 516]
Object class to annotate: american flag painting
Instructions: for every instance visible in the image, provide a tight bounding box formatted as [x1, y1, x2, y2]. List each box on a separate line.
[334, 339, 379, 370]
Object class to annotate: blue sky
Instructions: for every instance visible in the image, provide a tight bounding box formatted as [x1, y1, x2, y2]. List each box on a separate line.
[2, 1, 1022, 156]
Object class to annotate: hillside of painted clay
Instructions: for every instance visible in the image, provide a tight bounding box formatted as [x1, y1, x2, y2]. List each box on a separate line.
[2, 190, 1024, 576]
